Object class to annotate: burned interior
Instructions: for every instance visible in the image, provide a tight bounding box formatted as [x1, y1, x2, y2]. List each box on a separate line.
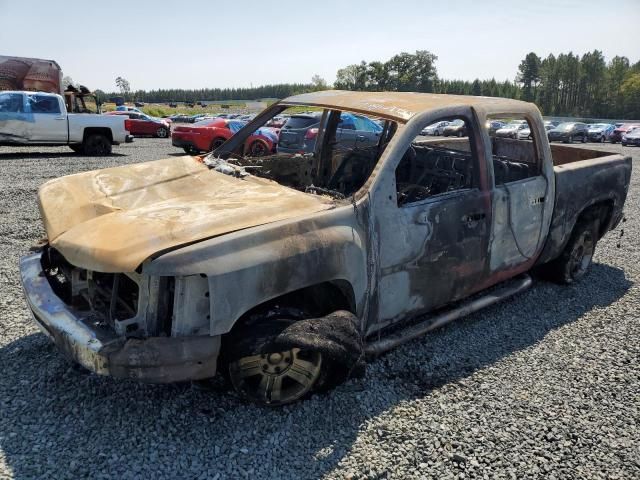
[212, 107, 398, 199]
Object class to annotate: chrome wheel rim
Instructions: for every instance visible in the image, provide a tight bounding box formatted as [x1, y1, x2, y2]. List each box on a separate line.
[157, 128, 167, 137]
[229, 348, 322, 406]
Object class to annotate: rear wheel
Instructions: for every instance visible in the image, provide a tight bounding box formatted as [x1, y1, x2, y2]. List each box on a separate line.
[82, 134, 112, 156]
[567, 135, 574, 144]
[247, 139, 269, 157]
[622, 142, 627, 146]
[209, 137, 226, 152]
[582, 133, 587, 143]
[600, 135, 605, 143]
[544, 218, 598, 284]
[457, 131, 463, 137]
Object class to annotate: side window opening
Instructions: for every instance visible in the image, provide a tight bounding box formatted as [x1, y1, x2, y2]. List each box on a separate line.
[395, 116, 477, 207]
[0, 93, 23, 113]
[486, 115, 541, 186]
[27, 94, 60, 114]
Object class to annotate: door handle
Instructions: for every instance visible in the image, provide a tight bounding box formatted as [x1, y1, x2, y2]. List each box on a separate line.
[54, 116, 65, 120]
[356, 135, 366, 141]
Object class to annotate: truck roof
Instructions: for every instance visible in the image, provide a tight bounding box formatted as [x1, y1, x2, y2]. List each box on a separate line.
[280, 90, 538, 123]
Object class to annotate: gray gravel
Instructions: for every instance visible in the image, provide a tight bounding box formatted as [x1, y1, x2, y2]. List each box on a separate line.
[0, 139, 639, 479]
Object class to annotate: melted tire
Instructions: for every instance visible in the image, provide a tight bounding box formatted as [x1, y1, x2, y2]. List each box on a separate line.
[543, 218, 598, 284]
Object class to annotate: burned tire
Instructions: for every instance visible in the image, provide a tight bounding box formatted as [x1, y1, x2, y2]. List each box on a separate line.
[225, 318, 325, 406]
[82, 134, 112, 156]
[544, 218, 598, 284]
[224, 310, 363, 406]
[247, 139, 269, 157]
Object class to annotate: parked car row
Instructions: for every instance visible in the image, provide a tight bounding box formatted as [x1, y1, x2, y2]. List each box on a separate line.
[170, 110, 384, 156]
[419, 117, 639, 145]
[171, 118, 278, 155]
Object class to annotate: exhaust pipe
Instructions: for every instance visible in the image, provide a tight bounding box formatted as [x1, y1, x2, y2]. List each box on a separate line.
[365, 274, 533, 356]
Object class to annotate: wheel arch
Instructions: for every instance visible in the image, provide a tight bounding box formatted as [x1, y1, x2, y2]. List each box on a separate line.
[83, 127, 113, 143]
[145, 214, 370, 337]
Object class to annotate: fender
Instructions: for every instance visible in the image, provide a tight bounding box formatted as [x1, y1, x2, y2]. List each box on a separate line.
[145, 206, 369, 336]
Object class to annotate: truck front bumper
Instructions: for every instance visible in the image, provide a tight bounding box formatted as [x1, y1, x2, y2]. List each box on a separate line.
[19, 253, 220, 383]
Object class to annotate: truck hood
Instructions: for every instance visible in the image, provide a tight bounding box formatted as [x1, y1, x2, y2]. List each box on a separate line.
[38, 156, 334, 272]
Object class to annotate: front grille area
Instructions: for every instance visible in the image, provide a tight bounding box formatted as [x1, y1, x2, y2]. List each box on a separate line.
[41, 247, 140, 331]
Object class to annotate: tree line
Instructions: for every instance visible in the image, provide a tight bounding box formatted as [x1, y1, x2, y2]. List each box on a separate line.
[97, 83, 324, 104]
[101, 50, 640, 119]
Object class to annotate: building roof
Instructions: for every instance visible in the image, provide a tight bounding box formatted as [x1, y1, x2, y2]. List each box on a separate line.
[280, 90, 536, 123]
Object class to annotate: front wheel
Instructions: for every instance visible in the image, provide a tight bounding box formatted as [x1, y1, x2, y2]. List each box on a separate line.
[457, 131, 463, 137]
[622, 142, 627, 146]
[156, 127, 168, 138]
[225, 318, 326, 406]
[600, 136, 605, 143]
[229, 348, 323, 406]
[582, 133, 587, 143]
[567, 135, 574, 144]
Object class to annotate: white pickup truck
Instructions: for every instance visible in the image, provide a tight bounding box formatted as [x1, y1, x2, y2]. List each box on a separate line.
[0, 91, 130, 155]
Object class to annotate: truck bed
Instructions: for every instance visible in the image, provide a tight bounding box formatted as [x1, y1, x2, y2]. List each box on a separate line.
[538, 147, 632, 264]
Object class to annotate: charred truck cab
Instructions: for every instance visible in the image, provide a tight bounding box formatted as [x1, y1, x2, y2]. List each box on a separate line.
[20, 91, 631, 406]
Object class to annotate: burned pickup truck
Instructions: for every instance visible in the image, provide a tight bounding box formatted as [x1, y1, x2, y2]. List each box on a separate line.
[20, 91, 631, 405]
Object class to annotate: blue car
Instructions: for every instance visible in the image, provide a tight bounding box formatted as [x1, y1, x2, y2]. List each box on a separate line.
[277, 112, 382, 154]
[587, 123, 615, 143]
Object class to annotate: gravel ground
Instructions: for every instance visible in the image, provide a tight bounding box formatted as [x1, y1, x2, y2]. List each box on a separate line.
[0, 139, 638, 479]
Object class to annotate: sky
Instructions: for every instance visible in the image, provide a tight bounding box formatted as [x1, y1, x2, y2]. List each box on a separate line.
[1, 0, 639, 92]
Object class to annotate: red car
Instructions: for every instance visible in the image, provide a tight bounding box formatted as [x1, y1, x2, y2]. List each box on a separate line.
[105, 111, 171, 138]
[610, 123, 640, 144]
[171, 118, 278, 155]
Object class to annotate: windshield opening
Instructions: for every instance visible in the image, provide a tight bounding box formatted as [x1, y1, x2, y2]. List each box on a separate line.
[205, 105, 397, 200]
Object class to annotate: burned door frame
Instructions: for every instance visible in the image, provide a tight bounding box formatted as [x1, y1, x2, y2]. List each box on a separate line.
[476, 109, 555, 285]
[366, 105, 492, 334]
